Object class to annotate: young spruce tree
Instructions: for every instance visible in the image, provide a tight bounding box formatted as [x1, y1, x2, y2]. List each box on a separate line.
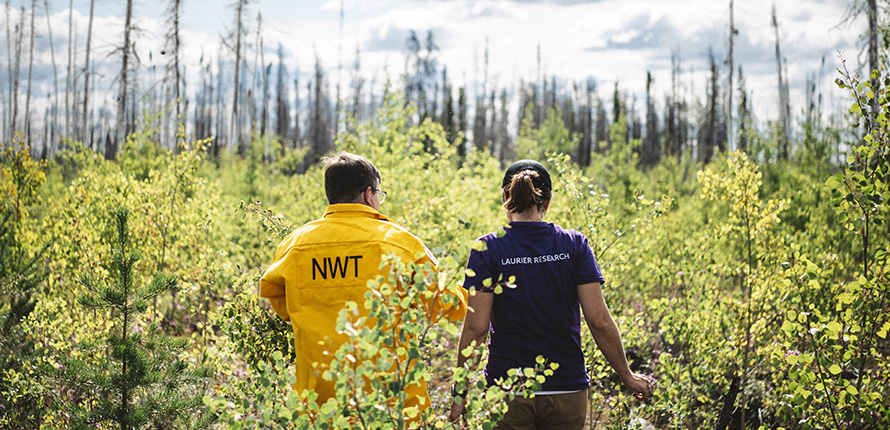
[57, 208, 211, 429]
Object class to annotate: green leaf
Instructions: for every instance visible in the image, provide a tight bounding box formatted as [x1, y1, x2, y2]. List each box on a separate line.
[877, 321, 889, 339]
[829, 364, 842, 375]
[782, 320, 795, 334]
[851, 102, 862, 113]
[826, 321, 843, 335]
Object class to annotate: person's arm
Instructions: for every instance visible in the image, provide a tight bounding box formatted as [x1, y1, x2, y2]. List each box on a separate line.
[578, 282, 653, 400]
[428, 272, 468, 322]
[448, 289, 494, 422]
[259, 250, 292, 322]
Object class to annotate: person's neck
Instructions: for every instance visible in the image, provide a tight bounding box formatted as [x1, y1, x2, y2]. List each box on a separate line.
[509, 212, 544, 222]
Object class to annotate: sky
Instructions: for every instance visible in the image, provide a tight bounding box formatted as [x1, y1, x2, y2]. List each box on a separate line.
[0, 0, 868, 132]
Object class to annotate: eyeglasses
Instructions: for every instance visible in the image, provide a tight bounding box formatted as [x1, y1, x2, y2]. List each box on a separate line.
[374, 188, 387, 203]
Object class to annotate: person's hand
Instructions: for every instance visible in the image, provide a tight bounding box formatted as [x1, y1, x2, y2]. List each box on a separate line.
[622, 372, 656, 400]
[448, 399, 466, 428]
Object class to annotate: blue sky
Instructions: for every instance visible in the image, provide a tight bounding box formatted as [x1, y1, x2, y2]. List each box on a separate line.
[2, 0, 867, 129]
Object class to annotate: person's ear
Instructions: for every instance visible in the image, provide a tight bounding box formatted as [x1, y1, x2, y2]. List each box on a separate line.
[362, 186, 374, 206]
[542, 198, 551, 212]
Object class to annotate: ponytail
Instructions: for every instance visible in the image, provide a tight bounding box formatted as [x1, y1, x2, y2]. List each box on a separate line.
[503, 170, 551, 213]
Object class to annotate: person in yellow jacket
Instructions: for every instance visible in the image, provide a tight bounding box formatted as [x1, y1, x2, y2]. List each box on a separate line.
[259, 151, 467, 416]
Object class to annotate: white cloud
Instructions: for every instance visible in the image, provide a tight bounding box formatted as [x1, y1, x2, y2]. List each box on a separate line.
[1, 0, 868, 137]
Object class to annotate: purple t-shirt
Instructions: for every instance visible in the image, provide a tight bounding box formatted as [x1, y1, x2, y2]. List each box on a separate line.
[463, 222, 605, 391]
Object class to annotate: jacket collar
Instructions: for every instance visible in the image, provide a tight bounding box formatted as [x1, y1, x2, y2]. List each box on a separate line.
[323, 203, 395, 223]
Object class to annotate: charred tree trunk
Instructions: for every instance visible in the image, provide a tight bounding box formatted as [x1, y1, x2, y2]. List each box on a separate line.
[11, 7, 25, 139]
[772, 4, 790, 159]
[275, 44, 289, 149]
[351, 45, 364, 131]
[83, 0, 95, 147]
[65, 0, 73, 140]
[642, 71, 659, 167]
[44, 0, 60, 157]
[727, 0, 735, 151]
[25, 0, 36, 144]
[334, 0, 344, 136]
[293, 75, 301, 145]
[4, 1, 13, 142]
[230, 0, 247, 154]
[167, 0, 183, 149]
[112, 0, 133, 158]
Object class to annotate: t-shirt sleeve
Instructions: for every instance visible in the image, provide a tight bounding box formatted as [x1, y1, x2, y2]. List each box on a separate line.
[575, 233, 605, 286]
[462, 238, 497, 293]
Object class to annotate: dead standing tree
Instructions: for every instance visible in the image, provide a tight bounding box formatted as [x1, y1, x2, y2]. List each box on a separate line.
[113, 0, 134, 159]
[64, 0, 73, 139]
[275, 43, 289, 150]
[225, 0, 249, 155]
[24, 0, 36, 145]
[727, 0, 736, 151]
[44, 0, 61, 157]
[771, 4, 791, 159]
[165, 0, 184, 150]
[10, 7, 25, 141]
[4, 1, 13, 142]
[83, 0, 94, 147]
[301, 55, 332, 171]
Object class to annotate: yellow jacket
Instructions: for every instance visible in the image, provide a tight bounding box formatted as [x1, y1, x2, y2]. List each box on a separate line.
[259, 203, 467, 412]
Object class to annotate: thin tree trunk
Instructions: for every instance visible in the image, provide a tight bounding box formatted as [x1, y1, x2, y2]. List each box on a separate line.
[351, 45, 363, 129]
[727, 0, 735, 151]
[71, 18, 79, 140]
[170, 0, 182, 146]
[5, 0, 13, 142]
[334, 0, 344, 137]
[230, 0, 245, 154]
[216, 55, 224, 156]
[25, 0, 36, 144]
[44, 0, 60, 157]
[251, 12, 261, 141]
[260, 30, 268, 137]
[65, 0, 72, 140]
[275, 44, 289, 147]
[772, 4, 789, 158]
[293, 75, 300, 144]
[868, 0, 878, 126]
[83, 0, 94, 146]
[115, 0, 133, 157]
[11, 7, 25, 139]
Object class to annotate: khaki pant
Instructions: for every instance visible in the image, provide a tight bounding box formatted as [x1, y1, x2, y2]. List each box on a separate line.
[494, 390, 588, 430]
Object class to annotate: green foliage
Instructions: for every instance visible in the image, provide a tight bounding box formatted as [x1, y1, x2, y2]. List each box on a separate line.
[52, 208, 213, 429]
[515, 105, 578, 161]
[1, 138, 47, 221]
[207, 256, 545, 429]
[216, 277, 296, 369]
[6, 81, 890, 429]
[765, 61, 890, 430]
[0, 142, 48, 428]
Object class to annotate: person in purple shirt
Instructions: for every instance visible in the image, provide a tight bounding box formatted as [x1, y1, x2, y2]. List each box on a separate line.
[449, 160, 654, 429]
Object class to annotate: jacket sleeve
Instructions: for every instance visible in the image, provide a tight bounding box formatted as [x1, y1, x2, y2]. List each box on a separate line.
[414, 244, 467, 323]
[259, 247, 292, 322]
[433, 273, 468, 322]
